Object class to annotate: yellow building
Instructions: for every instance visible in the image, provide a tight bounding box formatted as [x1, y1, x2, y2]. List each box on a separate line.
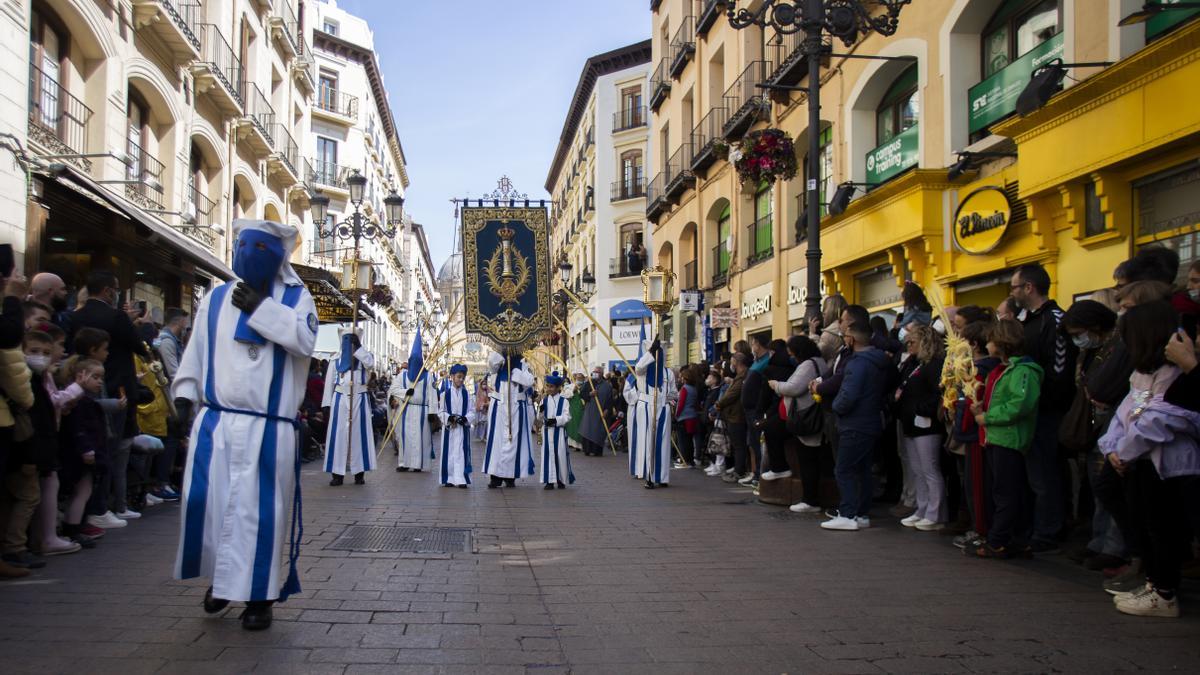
[649, 0, 1200, 360]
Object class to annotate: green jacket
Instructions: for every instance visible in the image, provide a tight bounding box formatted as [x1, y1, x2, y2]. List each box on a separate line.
[983, 357, 1043, 452]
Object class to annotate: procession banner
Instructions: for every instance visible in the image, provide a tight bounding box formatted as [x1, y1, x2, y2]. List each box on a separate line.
[461, 206, 551, 347]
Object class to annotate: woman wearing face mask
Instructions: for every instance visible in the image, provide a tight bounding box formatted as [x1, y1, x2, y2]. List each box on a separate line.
[1061, 300, 1135, 573]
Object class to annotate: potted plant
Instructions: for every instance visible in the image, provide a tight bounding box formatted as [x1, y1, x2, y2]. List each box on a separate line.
[730, 128, 798, 186]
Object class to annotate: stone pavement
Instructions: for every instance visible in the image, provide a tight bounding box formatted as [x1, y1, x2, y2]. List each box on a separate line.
[1, 440, 1198, 674]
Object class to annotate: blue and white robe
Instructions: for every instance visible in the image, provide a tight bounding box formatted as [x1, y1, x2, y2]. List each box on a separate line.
[389, 370, 437, 470]
[631, 351, 674, 485]
[322, 351, 377, 476]
[539, 394, 574, 485]
[438, 383, 475, 486]
[173, 280, 316, 602]
[623, 377, 642, 478]
[483, 356, 536, 480]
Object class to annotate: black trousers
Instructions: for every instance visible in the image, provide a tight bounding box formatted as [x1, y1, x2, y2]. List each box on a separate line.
[1131, 460, 1195, 592]
[764, 428, 788, 473]
[1093, 458, 1141, 557]
[795, 439, 824, 505]
[726, 422, 748, 474]
[986, 444, 1032, 549]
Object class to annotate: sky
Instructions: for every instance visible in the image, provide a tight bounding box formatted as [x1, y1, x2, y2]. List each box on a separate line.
[332, 0, 652, 267]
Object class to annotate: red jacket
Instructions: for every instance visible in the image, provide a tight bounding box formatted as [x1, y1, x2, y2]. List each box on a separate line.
[978, 362, 1008, 447]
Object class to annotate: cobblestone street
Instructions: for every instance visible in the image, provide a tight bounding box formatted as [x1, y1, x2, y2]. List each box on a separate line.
[1, 442, 1198, 674]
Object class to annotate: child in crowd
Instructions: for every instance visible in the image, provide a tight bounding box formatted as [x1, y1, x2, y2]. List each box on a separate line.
[968, 319, 1043, 559]
[58, 358, 107, 546]
[32, 323, 83, 554]
[950, 321, 1001, 549]
[63, 328, 127, 535]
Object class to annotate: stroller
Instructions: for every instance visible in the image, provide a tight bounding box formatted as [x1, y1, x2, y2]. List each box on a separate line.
[607, 412, 628, 454]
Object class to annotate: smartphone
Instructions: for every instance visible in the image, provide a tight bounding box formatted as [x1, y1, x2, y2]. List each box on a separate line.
[0, 243, 13, 279]
[1181, 313, 1197, 342]
[137, 300, 148, 318]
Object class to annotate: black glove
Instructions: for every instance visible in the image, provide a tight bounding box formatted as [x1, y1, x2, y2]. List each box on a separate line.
[405, 388, 415, 398]
[544, 418, 557, 427]
[650, 338, 662, 355]
[231, 281, 263, 314]
[458, 415, 470, 427]
[349, 334, 361, 349]
[173, 397, 193, 420]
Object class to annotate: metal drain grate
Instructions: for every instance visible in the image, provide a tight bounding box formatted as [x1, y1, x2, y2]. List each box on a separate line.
[325, 526, 472, 554]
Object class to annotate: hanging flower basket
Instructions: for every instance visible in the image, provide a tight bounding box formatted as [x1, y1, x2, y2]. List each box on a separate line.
[711, 139, 731, 161]
[367, 284, 394, 307]
[732, 128, 798, 186]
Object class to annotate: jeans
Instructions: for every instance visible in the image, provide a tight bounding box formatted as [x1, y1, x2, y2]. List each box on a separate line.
[108, 439, 131, 513]
[746, 423, 762, 477]
[1025, 411, 1065, 543]
[1086, 450, 1126, 558]
[764, 428, 788, 473]
[727, 422, 748, 474]
[835, 429, 878, 519]
[1093, 456, 1140, 557]
[152, 435, 179, 486]
[903, 434, 945, 523]
[986, 444, 1032, 549]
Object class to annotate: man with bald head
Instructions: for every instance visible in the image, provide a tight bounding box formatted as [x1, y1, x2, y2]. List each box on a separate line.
[29, 273, 70, 332]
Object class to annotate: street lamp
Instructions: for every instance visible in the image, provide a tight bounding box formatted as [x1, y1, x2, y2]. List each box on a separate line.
[726, 0, 910, 323]
[558, 258, 573, 286]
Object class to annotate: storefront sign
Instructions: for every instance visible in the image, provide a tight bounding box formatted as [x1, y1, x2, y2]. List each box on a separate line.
[741, 283, 773, 326]
[968, 32, 1064, 133]
[710, 307, 740, 329]
[787, 269, 829, 320]
[1147, 0, 1200, 40]
[679, 290, 702, 312]
[612, 324, 644, 346]
[865, 124, 919, 184]
[953, 185, 1012, 254]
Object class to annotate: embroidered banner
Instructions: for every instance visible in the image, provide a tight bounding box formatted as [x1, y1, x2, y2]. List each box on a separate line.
[461, 206, 551, 347]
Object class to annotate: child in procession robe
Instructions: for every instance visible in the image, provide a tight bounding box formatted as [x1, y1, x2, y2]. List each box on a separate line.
[438, 364, 475, 488]
[538, 372, 574, 490]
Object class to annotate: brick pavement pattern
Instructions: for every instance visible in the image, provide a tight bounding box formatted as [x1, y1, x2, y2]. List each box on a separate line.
[1, 440, 1198, 674]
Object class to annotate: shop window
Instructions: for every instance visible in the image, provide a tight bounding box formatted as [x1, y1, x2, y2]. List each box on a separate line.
[982, 0, 1061, 79]
[876, 65, 918, 145]
[802, 127, 833, 224]
[1083, 181, 1106, 238]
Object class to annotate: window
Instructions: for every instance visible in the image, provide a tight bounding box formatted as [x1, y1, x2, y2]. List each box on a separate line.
[620, 150, 643, 197]
[316, 137, 338, 184]
[717, 204, 731, 276]
[876, 65, 918, 145]
[318, 72, 337, 111]
[1084, 181, 1106, 238]
[620, 86, 643, 128]
[750, 180, 773, 262]
[322, 19, 338, 36]
[126, 93, 148, 181]
[982, 0, 1060, 79]
[803, 127, 833, 222]
[29, 6, 67, 135]
[186, 142, 204, 216]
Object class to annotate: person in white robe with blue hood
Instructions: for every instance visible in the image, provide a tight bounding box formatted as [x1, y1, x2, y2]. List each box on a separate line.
[631, 337, 674, 489]
[172, 219, 317, 631]
[321, 326, 376, 485]
[389, 326, 437, 472]
[538, 371, 574, 490]
[483, 348, 535, 488]
[437, 363, 475, 487]
[623, 320, 648, 479]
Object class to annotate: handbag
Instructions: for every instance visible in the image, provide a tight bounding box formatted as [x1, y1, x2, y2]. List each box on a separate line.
[784, 359, 824, 437]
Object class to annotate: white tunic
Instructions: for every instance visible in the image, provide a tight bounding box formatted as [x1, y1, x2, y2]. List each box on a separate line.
[483, 353, 536, 479]
[438, 383, 476, 486]
[630, 351, 675, 485]
[321, 350, 377, 476]
[539, 393, 574, 485]
[623, 377, 643, 478]
[173, 280, 316, 602]
[389, 371, 437, 470]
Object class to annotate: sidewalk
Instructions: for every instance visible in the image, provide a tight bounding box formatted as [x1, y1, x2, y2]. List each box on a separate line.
[0, 441, 1197, 674]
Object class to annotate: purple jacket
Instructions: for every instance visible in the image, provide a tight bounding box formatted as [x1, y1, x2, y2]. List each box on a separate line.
[1099, 392, 1200, 480]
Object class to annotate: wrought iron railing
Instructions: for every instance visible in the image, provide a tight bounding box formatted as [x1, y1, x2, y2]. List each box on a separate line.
[273, 0, 300, 55]
[125, 138, 165, 208]
[767, 28, 803, 85]
[310, 159, 348, 189]
[181, 185, 218, 250]
[269, 122, 300, 178]
[646, 171, 668, 217]
[609, 255, 644, 279]
[697, 0, 723, 36]
[242, 81, 275, 144]
[664, 143, 694, 196]
[27, 64, 92, 161]
[613, 106, 647, 132]
[198, 23, 244, 106]
[610, 176, 646, 202]
[711, 242, 730, 286]
[650, 58, 671, 110]
[683, 260, 697, 290]
[670, 15, 696, 78]
[691, 105, 728, 170]
[316, 86, 359, 120]
[747, 214, 774, 265]
[163, 0, 202, 51]
[723, 60, 771, 138]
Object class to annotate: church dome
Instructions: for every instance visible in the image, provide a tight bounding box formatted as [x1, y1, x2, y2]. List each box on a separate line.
[437, 251, 463, 287]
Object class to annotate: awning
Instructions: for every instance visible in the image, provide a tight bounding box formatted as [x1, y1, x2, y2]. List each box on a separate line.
[610, 298, 651, 320]
[53, 164, 234, 281]
[293, 263, 376, 324]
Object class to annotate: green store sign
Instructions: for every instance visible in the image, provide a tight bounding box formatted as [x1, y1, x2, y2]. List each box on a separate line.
[866, 124, 918, 184]
[968, 32, 1064, 134]
[1147, 1, 1200, 40]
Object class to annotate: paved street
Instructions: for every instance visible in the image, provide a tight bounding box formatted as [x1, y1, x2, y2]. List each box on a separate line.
[1, 441, 1198, 674]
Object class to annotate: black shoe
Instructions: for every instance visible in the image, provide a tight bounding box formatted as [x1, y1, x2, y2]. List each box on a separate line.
[240, 601, 273, 631]
[488, 476, 503, 489]
[412, 469, 423, 473]
[2, 552, 46, 569]
[457, 484, 469, 489]
[397, 467, 410, 472]
[354, 472, 365, 485]
[1031, 540, 1062, 555]
[504, 478, 516, 488]
[657, 483, 669, 488]
[329, 474, 344, 486]
[203, 587, 229, 614]
[556, 482, 566, 489]
[645, 480, 655, 489]
[544, 484, 554, 490]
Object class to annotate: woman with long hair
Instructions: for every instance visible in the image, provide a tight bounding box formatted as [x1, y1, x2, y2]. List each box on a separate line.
[895, 324, 947, 531]
[769, 335, 827, 512]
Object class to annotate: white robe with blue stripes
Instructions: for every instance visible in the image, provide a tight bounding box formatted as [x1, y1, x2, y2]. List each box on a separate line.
[630, 351, 674, 485]
[321, 351, 377, 476]
[172, 280, 317, 602]
[483, 362, 536, 480]
[390, 371, 437, 470]
[539, 394, 574, 485]
[623, 378, 643, 479]
[438, 383, 476, 486]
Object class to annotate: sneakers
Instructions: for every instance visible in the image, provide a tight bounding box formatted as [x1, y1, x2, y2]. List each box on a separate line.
[41, 538, 81, 556]
[155, 487, 181, 501]
[855, 516, 871, 529]
[820, 516, 859, 531]
[114, 509, 141, 520]
[901, 514, 921, 528]
[788, 502, 822, 514]
[737, 474, 756, 486]
[915, 519, 943, 532]
[0, 560, 29, 578]
[953, 531, 982, 550]
[964, 540, 1010, 559]
[79, 524, 105, 539]
[1105, 572, 1148, 596]
[761, 470, 792, 481]
[1111, 582, 1153, 603]
[144, 493, 163, 507]
[87, 512, 127, 529]
[1115, 588, 1179, 618]
[721, 470, 740, 483]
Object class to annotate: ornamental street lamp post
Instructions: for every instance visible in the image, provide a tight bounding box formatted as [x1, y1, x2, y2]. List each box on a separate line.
[310, 171, 405, 475]
[726, 0, 909, 325]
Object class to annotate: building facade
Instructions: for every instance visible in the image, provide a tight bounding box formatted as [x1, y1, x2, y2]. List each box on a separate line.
[649, 0, 1200, 362]
[546, 40, 653, 374]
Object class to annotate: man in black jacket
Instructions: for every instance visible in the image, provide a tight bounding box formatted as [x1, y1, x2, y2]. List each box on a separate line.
[739, 333, 772, 484]
[1011, 263, 1077, 553]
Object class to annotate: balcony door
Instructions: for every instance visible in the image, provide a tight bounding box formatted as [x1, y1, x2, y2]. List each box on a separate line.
[316, 137, 337, 184]
[620, 86, 642, 128]
[30, 7, 66, 134]
[127, 94, 148, 181]
[319, 73, 337, 111]
[621, 150, 643, 198]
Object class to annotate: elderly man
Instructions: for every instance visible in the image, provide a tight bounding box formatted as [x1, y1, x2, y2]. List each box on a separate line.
[173, 219, 317, 631]
[579, 366, 613, 457]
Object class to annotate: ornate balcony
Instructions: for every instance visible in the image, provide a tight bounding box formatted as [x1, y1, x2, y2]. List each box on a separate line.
[690, 106, 728, 175]
[268, 0, 300, 59]
[646, 171, 669, 221]
[314, 86, 359, 125]
[747, 215, 774, 266]
[610, 177, 646, 202]
[711, 242, 731, 288]
[766, 29, 805, 89]
[130, 0, 202, 66]
[181, 187, 220, 253]
[124, 139, 165, 210]
[669, 15, 696, 79]
[664, 143, 695, 203]
[650, 58, 671, 112]
[723, 60, 771, 140]
[697, 0, 723, 37]
[613, 106, 647, 132]
[237, 82, 275, 157]
[308, 159, 350, 195]
[192, 24, 244, 117]
[267, 123, 302, 186]
[27, 64, 93, 172]
[292, 36, 317, 96]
